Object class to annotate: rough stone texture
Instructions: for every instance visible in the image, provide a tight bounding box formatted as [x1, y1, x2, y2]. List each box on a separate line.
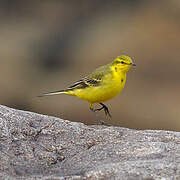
[0, 105, 179, 180]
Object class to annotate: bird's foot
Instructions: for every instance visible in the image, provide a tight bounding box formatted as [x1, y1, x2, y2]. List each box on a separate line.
[90, 106, 111, 126]
[94, 103, 112, 118]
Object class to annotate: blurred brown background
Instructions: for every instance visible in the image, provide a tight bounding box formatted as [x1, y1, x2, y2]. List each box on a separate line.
[1, 0, 180, 131]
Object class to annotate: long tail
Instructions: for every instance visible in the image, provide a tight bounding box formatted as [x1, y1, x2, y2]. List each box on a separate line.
[38, 90, 65, 97]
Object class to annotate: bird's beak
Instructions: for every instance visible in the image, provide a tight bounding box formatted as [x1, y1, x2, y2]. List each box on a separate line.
[131, 62, 136, 66]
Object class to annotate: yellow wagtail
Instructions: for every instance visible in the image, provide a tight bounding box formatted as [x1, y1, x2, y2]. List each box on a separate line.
[39, 55, 136, 125]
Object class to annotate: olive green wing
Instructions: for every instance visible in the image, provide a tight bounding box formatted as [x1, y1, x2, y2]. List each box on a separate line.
[38, 63, 112, 96]
[66, 63, 111, 91]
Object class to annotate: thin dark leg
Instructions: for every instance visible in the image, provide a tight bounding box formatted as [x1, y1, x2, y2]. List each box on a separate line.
[90, 107, 111, 126]
[96, 103, 112, 118]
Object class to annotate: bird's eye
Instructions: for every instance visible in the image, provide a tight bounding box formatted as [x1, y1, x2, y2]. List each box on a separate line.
[121, 61, 125, 64]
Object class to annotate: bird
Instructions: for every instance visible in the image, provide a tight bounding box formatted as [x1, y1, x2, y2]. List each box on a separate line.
[38, 55, 136, 125]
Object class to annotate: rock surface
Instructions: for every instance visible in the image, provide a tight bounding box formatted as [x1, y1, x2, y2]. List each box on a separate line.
[0, 105, 179, 180]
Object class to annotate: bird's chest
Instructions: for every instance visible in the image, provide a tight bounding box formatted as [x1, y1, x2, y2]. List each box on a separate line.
[106, 71, 126, 91]
[98, 72, 126, 99]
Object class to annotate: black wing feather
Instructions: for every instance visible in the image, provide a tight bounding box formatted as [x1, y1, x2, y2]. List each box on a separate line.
[66, 77, 100, 91]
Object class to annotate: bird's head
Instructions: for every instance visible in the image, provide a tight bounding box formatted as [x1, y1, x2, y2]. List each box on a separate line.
[112, 55, 136, 72]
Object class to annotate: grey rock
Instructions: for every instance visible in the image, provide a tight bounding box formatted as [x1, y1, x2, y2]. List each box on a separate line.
[0, 105, 179, 180]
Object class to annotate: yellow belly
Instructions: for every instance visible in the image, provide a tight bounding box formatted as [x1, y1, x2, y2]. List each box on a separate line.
[69, 72, 126, 103]
[76, 86, 123, 103]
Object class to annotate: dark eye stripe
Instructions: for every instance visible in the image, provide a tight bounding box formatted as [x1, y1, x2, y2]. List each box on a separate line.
[115, 60, 129, 65]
